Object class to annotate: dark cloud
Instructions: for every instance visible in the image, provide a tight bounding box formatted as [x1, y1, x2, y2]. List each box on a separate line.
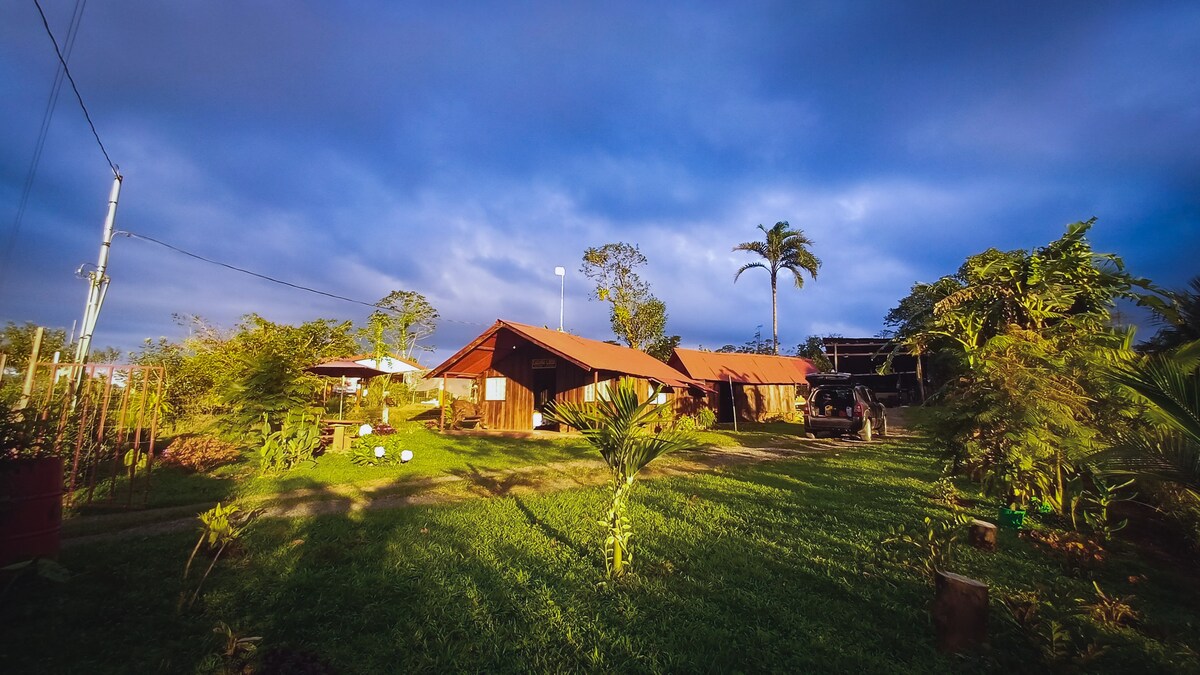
[2, 1, 1197, 363]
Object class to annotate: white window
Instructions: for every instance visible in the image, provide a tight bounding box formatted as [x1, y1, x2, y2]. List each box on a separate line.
[586, 379, 612, 402]
[585, 379, 614, 398]
[654, 391, 668, 405]
[484, 377, 507, 401]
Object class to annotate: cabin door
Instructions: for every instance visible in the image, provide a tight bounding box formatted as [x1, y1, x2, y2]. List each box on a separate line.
[717, 383, 736, 423]
[532, 367, 557, 427]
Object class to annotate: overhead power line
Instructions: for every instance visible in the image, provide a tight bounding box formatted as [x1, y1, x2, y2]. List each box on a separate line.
[1, 0, 89, 291]
[117, 230, 487, 327]
[32, 0, 118, 177]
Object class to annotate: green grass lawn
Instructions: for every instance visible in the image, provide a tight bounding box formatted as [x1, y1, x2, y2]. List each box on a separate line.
[105, 408, 817, 512]
[8, 435, 1198, 673]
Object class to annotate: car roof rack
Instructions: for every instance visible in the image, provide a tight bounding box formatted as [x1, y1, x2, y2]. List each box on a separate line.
[806, 371, 855, 385]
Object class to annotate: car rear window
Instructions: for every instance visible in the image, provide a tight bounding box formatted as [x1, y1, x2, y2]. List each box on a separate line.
[810, 387, 855, 417]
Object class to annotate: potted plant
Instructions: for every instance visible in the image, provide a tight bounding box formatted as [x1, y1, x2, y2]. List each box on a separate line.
[0, 397, 66, 566]
[985, 464, 1029, 530]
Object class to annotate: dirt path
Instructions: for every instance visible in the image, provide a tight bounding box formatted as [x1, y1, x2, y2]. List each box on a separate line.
[61, 434, 876, 548]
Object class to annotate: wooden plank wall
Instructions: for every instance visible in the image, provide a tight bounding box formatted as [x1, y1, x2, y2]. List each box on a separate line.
[478, 343, 536, 430]
[474, 343, 697, 431]
[737, 384, 797, 421]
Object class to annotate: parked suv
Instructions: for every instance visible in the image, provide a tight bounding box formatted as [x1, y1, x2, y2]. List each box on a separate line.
[804, 373, 887, 441]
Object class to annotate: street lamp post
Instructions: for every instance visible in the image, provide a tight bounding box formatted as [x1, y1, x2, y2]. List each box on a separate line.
[554, 266, 565, 331]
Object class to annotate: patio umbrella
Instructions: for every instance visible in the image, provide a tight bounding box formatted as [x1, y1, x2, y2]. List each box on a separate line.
[305, 360, 388, 419]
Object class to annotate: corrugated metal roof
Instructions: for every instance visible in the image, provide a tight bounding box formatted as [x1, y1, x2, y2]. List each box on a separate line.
[670, 348, 817, 385]
[426, 320, 706, 390]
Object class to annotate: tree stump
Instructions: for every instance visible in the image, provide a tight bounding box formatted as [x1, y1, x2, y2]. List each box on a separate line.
[968, 519, 997, 551]
[932, 570, 988, 653]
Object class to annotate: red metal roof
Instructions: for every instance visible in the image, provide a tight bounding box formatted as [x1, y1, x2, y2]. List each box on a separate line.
[426, 320, 705, 390]
[669, 348, 817, 385]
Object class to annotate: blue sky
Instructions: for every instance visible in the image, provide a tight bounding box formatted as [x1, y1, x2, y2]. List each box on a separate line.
[1, 1, 1197, 363]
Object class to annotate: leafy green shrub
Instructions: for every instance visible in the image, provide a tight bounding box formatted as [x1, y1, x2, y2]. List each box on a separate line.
[1082, 477, 1134, 541]
[672, 414, 700, 432]
[673, 408, 718, 432]
[0, 395, 60, 460]
[349, 429, 418, 466]
[929, 476, 961, 505]
[881, 512, 971, 581]
[349, 440, 403, 467]
[197, 621, 261, 675]
[999, 587, 1110, 666]
[1080, 581, 1139, 627]
[162, 436, 243, 472]
[258, 410, 321, 474]
[180, 502, 253, 612]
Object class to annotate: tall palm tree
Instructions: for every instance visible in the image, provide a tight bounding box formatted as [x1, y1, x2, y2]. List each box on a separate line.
[544, 379, 697, 578]
[733, 221, 821, 354]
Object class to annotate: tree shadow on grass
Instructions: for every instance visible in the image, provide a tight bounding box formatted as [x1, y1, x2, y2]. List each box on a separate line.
[512, 494, 592, 562]
[452, 462, 540, 497]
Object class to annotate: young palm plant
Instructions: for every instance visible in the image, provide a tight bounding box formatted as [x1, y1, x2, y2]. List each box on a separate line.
[544, 379, 698, 578]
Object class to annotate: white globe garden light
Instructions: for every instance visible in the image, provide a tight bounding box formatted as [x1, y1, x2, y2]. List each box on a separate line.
[374, 446, 386, 458]
[400, 449, 413, 463]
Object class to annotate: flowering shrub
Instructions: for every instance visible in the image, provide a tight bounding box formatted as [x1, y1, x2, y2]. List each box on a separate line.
[349, 433, 413, 466]
[162, 435, 243, 472]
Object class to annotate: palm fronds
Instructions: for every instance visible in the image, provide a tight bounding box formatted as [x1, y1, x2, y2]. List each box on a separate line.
[1092, 342, 1200, 500]
[545, 379, 697, 577]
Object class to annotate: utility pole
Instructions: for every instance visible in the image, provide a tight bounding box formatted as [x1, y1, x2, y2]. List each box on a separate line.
[74, 173, 122, 366]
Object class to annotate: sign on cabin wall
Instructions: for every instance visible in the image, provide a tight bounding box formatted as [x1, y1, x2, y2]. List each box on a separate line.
[532, 358, 556, 369]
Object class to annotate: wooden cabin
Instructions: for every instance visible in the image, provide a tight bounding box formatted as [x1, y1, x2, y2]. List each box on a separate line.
[425, 320, 708, 431]
[668, 348, 817, 423]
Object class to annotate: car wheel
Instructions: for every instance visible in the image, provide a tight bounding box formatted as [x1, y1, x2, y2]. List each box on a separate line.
[861, 418, 873, 442]
[879, 415, 888, 437]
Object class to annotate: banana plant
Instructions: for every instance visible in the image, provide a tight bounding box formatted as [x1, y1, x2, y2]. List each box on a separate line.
[544, 379, 697, 578]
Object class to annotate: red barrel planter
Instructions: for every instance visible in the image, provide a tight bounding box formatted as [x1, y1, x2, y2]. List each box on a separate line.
[0, 457, 64, 566]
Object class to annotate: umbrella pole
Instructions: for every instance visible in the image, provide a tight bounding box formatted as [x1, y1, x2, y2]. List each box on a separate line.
[339, 375, 346, 420]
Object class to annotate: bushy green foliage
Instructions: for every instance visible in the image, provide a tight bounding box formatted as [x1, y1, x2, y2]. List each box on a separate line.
[348, 430, 417, 467]
[0, 321, 69, 372]
[793, 334, 834, 371]
[896, 221, 1142, 514]
[0, 394, 60, 460]
[132, 314, 356, 439]
[672, 407, 718, 432]
[581, 242, 668, 351]
[881, 512, 972, 581]
[258, 410, 321, 474]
